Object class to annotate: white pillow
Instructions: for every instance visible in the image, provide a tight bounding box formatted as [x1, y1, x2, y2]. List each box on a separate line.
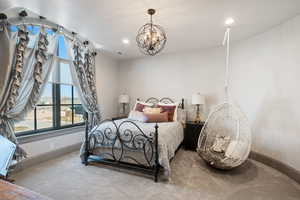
[225, 140, 248, 160]
[128, 111, 148, 123]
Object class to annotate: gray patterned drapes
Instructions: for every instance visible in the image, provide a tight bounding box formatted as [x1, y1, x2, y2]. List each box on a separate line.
[0, 17, 100, 162]
[65, 39, 101, 129]
[0, 22, 59, 160]
[0, 25, 29, 159]
[65, 39, 101, 161]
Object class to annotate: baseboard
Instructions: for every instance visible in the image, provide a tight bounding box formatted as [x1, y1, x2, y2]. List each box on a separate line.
[13, 142, 82, 173]
[250, 151, 300, 184]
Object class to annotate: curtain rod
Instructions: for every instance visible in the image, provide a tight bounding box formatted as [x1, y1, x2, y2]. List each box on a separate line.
[0, 12, 97, 52]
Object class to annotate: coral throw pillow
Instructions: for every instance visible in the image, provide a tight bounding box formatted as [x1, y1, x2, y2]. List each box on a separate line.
[157, 105, 177, 122]
[134, 101, 153, 112]
[145, 112, 169, 123]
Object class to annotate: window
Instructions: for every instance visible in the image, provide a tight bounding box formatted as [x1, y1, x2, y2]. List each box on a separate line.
[60, 83, 84, 126]
[14, 34, 85, 136]
[15, 82, 85, 136]
[36, 83, 54, 130]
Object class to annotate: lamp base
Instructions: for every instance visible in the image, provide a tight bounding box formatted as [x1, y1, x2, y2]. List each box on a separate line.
[119, 103, 127, 117]
[194, 115, 202, 123]
[194, 104, 202, 123]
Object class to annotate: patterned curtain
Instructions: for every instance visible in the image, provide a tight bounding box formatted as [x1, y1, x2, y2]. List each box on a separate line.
[64, 39, 100, 161]
[65, 39, 101, 129]
[0, 22, 59, 160]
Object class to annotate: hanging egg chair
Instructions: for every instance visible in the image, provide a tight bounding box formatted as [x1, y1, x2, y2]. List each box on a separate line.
[197, 26, 252, 170]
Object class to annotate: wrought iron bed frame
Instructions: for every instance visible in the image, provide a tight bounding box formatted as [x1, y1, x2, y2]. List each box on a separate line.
[83, 97, 184, 182]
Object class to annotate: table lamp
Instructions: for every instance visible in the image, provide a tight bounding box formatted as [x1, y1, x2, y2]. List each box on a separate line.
[192, 93, 205, 123]
[119, 94, 130, 116]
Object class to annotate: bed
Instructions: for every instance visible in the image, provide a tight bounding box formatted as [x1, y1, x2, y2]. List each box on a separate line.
[80, 97, 185, 182]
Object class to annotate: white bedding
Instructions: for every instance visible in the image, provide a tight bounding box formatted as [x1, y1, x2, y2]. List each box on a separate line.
[80, 118, 184, 179]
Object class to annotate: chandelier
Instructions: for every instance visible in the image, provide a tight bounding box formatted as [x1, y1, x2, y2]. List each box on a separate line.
[136, 9, 167, 56]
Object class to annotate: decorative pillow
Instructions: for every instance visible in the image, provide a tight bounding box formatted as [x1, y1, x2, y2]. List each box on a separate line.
[143, 107, 162, 114]
[128, 111, 148, 123]
[157, 102, 179, 122]
[133, 101, 153, 112]
[144, 112, 169, 123]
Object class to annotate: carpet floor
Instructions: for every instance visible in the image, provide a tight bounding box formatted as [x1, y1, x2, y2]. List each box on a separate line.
[13, 149, 300, 200]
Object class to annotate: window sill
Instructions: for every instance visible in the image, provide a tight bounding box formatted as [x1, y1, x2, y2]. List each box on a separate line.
[18, 125, 85, 144]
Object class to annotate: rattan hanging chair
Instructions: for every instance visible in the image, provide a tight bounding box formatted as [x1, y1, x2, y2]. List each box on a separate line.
[197, 27, 252, 169]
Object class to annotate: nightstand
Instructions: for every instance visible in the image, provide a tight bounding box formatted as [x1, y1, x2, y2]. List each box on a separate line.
[184, 121, 204, 151]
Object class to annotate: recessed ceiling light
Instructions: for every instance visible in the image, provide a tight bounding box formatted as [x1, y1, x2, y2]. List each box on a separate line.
[122, 38, 130, 44]
[225, 18, 235, 26]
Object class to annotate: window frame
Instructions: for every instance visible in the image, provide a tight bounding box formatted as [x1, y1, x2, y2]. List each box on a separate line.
[16, 83, 85, 137]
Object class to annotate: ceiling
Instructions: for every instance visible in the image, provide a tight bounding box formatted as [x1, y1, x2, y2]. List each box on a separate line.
[1, 0, 300, 59]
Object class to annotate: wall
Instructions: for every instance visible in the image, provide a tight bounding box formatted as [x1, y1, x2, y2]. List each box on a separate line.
[95, 52, 120, 119]
[118, 15, 300, 171]
[118, 48, 226, 120]
[20, 129, 83, 158]
[230, 15, 300, 171]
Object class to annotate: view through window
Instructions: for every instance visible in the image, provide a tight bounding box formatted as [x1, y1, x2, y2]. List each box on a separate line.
[14, 30, 85, 136]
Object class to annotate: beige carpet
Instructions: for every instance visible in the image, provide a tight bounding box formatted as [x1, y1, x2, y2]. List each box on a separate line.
[13, 149, 300, 200]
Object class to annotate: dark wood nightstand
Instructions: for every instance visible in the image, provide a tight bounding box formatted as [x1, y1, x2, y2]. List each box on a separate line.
[184, 121, 204, 151]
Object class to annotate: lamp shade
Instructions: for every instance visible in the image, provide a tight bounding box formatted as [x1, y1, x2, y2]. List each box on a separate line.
[192, 93, 205, 105]
[119, 94, 130, 103]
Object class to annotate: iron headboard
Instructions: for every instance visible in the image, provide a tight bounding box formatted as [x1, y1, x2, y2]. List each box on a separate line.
[138, 97, 184, 109]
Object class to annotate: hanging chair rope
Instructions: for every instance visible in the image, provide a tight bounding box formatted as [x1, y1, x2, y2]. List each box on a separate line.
[222, 27, 231, 103]
[197, 26, 252, 169]
[222, 27, 242, 155]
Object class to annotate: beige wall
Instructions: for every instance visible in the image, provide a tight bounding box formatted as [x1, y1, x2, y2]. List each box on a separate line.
[95, 52, 120, 119]
[21, 130, 84, 158]
[230, 15, 300, 170]
[118, 15, 300, 171]
[118, 47, 225, 121]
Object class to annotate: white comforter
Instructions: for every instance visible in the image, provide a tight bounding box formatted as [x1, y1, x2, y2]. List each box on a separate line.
[81, 118, 184, 178]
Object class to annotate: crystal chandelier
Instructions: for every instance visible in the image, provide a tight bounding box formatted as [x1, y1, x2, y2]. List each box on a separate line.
[136, 9, 167, 56]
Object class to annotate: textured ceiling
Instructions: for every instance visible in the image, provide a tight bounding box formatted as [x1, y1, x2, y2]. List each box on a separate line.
[1, 0, 300, 59]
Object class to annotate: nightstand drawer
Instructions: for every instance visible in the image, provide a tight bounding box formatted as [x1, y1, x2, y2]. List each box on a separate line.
[184, 121, 204, 151]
